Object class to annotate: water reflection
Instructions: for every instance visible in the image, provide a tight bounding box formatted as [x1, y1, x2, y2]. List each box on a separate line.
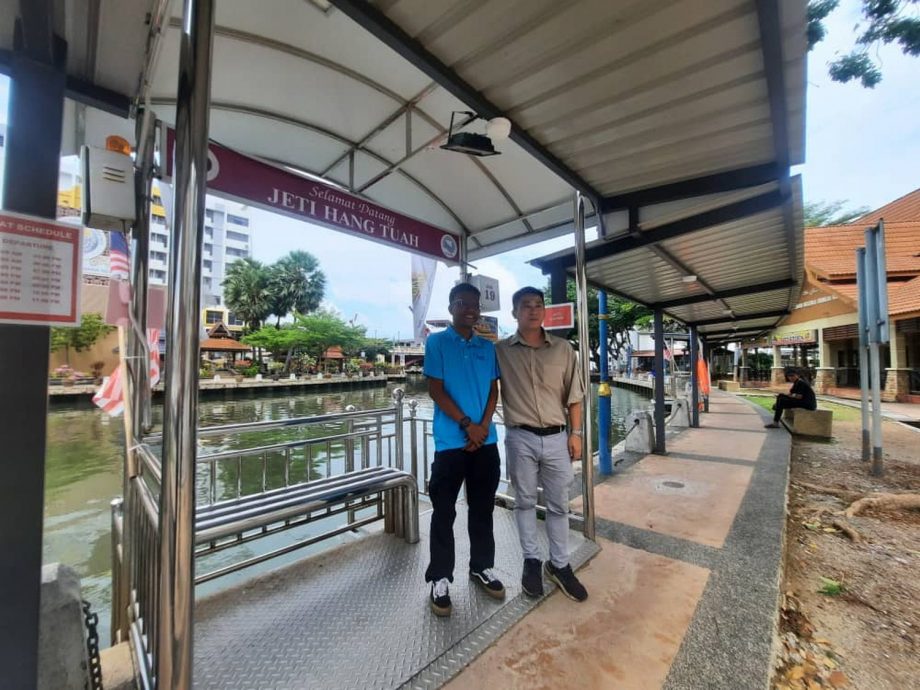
[44, 378, 647, 644]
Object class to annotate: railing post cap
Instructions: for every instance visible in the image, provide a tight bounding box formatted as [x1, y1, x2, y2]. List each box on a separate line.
[408, 398, 418, 409]
[345, 405, 356, 412]
[392, 388, 405, 402]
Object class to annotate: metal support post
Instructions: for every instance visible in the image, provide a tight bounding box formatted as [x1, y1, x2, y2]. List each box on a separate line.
[702, 339, 711, 413]
[653, 310, 666, 453]
[459, 233, 470, 282]
[391, 388, 405, 536]
[597, 291, 612, 475]
[157, 1, 214, 688]
[408, 399, 419, 483]
[869, 343, 884, 476]
[0, 8, 66, 684]
[856, 246, 871, 462]
[573, 192, 595, 539]
[689, 326, 700, 427]
[550, 267, 567, 306]
[130, 111, 157, 446]
[858, 345, 870, 462]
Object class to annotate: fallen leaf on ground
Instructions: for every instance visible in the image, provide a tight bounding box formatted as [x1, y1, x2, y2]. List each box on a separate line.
[828, 669, 849, 687]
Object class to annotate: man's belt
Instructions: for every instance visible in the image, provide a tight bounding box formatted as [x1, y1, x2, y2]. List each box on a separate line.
[516, 424, 565, 436]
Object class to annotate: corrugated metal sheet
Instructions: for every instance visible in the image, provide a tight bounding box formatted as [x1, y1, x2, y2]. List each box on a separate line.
[5, 0, 806, 266]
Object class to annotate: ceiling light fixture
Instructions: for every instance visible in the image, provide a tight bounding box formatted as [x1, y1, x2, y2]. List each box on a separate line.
[440, 111, 507, 157]
[681, 275, 698, 283]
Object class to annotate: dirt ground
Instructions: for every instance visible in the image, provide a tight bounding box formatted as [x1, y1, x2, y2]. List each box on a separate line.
[773, 416, 920, 689]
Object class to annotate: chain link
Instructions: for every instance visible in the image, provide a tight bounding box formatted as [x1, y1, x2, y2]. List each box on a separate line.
[82, 600, 104, 690]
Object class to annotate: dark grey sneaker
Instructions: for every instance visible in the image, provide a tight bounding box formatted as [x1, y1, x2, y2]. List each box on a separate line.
[521, 558, 544, 597]
[470, 568, 506, 600]
[544, 562, 588, 602]
[430, 578, 451, 617]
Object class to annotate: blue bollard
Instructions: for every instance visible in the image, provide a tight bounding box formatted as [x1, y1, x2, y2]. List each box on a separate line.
[598, 291, 612, 475]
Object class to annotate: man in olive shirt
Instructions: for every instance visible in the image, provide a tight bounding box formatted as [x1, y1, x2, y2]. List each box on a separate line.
[496, 287, 588, 602]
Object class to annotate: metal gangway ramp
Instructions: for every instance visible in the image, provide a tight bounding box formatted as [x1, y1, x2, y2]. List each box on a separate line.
[194, 505, 595, 689]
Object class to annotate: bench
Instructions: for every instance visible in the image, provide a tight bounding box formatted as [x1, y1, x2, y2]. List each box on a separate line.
[782, 408, 833, 439]
[718, 380, 741, 392]
[194, 467, 419, 580]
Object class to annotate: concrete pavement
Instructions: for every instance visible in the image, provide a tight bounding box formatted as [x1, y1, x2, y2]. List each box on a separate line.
[446, 391, 791, 690]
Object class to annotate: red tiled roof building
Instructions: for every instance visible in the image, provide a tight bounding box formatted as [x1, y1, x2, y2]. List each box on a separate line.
[766, 189, 920, 402]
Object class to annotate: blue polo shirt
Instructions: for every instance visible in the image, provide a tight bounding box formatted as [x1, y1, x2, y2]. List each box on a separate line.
[423, 326, 499, 451]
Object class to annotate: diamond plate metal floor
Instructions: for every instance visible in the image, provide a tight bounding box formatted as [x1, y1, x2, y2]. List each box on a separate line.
[194, 503, 598, 690]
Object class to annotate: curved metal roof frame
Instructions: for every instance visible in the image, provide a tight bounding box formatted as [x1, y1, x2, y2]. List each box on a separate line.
[0, 0, 807, 323]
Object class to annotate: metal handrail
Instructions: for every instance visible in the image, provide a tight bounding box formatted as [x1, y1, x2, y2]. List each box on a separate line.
[145, 406, 398, 444]
[196, 428, 380, 463]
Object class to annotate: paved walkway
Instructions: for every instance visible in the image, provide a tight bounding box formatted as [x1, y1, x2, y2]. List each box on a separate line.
[446, 391, 791, 690]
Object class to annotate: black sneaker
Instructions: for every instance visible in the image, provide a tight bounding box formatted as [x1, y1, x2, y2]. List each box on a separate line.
[521, 558, 544, 597]
[544, 562, 588, 602]
[470, 568, 506, 600]
[430, 578, 452, 617]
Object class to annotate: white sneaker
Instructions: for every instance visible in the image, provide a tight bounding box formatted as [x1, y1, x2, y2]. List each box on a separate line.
[430, 577, 451, 616]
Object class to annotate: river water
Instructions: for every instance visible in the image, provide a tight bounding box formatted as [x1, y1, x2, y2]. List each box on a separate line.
[44, 378, 648, 644]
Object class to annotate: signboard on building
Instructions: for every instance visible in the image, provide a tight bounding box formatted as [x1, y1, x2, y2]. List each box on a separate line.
[474, 315, 498, 342]
[544, 302, 575, 330]
[164, 128, 461, 264]
[0, 211, 81, 326]
[468, 274, 500, 312]
[770, 329, 817, 346]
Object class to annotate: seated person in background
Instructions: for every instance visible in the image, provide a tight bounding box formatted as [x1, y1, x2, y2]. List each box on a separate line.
[765, 367, 816, 428]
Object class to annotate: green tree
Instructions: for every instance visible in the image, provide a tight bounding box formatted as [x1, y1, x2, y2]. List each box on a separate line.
[222, 258, 271, 333]
[241, 325, 306, 373]
[361, 338, 392, 362]
[808, 0, 920, 87]
[266, 250, 326, 326]
[50, 313, 115, 364]
[291, 310, 366, 366]
[804, 199, 870, 226]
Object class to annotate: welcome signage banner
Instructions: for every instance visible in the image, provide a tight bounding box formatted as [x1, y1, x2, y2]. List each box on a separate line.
[164, 128, 461, 264]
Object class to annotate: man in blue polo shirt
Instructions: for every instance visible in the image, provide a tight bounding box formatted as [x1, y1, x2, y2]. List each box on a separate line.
[423, 282, 504, 616]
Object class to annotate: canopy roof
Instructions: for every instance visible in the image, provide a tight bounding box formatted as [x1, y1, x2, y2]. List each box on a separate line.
[200, 337, 251, 352]
[0, 0, 807, 326]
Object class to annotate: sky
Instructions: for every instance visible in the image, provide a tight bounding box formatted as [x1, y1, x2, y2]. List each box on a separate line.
[0, 0, 917, 340]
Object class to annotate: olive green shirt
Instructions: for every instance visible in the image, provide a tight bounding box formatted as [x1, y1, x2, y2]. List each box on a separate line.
[496, 330, 585, 428]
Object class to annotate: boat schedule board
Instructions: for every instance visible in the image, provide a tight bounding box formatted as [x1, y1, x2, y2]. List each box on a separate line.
[0, 211, 82, 326]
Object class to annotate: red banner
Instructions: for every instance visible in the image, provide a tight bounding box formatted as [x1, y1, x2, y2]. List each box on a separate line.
[165, 129, 461, 264]
[544, 303, 574, 330]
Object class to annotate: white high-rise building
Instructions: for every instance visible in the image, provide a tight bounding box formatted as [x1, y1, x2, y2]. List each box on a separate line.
[149, 186, 252, 308]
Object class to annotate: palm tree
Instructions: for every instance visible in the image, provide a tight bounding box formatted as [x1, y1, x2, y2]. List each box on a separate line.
[222, 258, 271, 333]
[267, 250, 326, 326]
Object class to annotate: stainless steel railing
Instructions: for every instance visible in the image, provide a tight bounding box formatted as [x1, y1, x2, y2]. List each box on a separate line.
[112, 387, 603, 689]
[111, 390, 413, 687]
[113, 445, 162, 689]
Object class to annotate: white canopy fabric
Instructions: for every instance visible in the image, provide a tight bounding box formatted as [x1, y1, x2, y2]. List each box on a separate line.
[0, 0, 808, 332]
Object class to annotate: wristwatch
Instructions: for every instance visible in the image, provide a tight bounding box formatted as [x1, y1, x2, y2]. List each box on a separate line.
[570, 428, 584, 437]
[459, 416, 472, 429]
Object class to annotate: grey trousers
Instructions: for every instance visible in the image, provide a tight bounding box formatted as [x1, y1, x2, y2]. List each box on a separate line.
[505, 427, 573, 568]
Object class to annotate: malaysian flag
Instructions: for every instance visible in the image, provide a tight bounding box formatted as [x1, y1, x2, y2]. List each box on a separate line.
[109, 232, 131, 279]
[93, 329, 161, 416]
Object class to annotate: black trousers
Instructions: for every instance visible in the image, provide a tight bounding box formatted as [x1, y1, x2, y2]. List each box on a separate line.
[773, 394, 814, 422]
[425, 443, 501, 583]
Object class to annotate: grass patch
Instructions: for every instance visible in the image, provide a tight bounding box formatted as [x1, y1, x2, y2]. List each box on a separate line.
[742, 395, 864, 423]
